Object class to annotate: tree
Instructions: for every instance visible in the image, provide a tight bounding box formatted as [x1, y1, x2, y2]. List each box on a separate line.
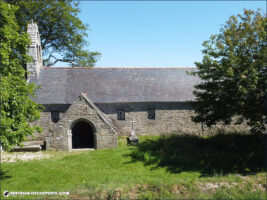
[6, 0, 100, 67]
[0, 2, 42, 151]
[190, 9, 266, 134]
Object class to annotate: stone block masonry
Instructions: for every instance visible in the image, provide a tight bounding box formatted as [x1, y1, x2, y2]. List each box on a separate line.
[32, 101, 249, 151]
[45, 94, 118, 151]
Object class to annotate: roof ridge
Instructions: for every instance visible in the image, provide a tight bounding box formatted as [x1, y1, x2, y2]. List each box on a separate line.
[43, 66, 197, 69]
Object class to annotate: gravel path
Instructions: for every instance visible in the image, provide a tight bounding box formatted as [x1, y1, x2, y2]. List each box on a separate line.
[1, 151, 51, 162]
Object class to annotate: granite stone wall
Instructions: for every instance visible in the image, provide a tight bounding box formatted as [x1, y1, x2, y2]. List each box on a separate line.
[44, 97, 117, 151]
[29, 104, 70, 141]
[96, 102, 249, 136]
[32, 101, 249, 150]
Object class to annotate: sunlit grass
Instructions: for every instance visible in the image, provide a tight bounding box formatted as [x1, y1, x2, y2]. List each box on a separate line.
[1, 135, 266, 199]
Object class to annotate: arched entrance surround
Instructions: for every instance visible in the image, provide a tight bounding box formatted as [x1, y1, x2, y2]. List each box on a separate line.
[68, 118, 97, 151]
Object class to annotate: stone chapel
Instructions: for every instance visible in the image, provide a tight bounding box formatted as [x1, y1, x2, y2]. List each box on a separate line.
[26, 23, 247, 151]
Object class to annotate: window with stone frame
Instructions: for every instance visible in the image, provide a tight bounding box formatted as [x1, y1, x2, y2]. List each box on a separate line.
[51, 111, 60, 123]
[117, 110, 125, 120]
[148, 109, 155, 120]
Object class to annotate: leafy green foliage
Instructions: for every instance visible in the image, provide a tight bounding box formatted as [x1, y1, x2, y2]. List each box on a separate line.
[0, 2, 42, 151]
[190, 9, 266, 133]
[6, 0, 100, 67]
[130, 133, 266, 175]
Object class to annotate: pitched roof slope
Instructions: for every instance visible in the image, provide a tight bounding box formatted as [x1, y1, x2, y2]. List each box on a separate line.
[32, 67, 201, 104]
[81, 93, 113, 127]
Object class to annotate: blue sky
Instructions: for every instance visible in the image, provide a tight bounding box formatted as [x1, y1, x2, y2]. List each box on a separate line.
[74, 1, 266, 68]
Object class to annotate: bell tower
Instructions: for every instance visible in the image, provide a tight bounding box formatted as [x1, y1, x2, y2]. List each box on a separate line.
[26, 22, 43, 80]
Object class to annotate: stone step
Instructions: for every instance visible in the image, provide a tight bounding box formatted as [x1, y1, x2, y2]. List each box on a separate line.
[12, 145, 42, 152]
[22, 140, 44, 146]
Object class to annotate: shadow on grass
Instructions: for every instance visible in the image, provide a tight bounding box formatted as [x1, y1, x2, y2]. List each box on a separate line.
[127, 132, 266, 176]
[0, 168, 11, 180]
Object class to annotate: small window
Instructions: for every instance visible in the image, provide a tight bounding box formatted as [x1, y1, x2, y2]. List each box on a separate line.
[117, 110, 125, 120]
[148, 109, 155, 120]
[51, 111, 60, 123]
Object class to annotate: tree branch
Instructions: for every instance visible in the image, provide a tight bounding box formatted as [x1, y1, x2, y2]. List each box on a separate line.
[46, 55, 74, 66]
[43, 50, 56, 63]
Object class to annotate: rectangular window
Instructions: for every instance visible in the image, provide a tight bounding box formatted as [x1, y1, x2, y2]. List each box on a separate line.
[148, 109, 155, 120]
[117, 110, 125, 120]
[51, 111, 60, 123]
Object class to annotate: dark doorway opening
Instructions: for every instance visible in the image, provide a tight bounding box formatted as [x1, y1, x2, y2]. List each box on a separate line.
[72, 121, 94, 149]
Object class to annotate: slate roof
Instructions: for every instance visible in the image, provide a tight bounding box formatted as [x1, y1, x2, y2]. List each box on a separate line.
[31, 67, 201, 104]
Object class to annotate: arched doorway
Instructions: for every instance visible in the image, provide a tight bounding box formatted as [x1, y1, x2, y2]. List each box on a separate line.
[72, 120, 95, 149]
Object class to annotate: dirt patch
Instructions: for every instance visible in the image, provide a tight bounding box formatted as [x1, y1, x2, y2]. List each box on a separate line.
[198, 181, 266, 191]
[171, 185, 181, 194]
[198, 182, 232, 191]
[113, 188, 123, 200]
[127, 187, 138, 199]
[236, 174, 248, 179]
[1, 151, 51, 162]
[252, 183, 266, 191]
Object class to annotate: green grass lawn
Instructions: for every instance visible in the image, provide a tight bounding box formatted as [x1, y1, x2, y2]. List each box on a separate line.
[1, 133, 266, 199]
